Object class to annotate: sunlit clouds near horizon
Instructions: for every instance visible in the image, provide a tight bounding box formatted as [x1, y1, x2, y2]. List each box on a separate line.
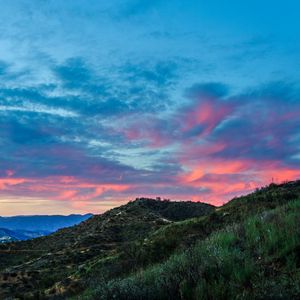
[0, 0, 300, 215]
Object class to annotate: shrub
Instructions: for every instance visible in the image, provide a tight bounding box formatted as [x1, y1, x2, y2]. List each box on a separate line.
[88, 199, 300, 300]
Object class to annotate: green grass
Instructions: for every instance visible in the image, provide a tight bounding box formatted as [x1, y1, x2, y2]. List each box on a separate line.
[80, 199, 300, 300]
[2, 181, 299, 299]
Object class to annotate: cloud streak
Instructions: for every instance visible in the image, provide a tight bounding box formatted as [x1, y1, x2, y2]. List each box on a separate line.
[1, 73, 299, 212]
[0, 1, 299, 214]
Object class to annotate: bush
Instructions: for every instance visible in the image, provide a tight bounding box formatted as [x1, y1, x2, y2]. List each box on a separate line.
[88, 199, 300, 300]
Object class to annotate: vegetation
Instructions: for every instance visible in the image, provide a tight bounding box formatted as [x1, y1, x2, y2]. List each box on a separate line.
[85, 200, 300, 299]
[0, 180, 300, 299]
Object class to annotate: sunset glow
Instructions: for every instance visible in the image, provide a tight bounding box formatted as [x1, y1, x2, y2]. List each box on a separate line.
[0, 1, 299, 215]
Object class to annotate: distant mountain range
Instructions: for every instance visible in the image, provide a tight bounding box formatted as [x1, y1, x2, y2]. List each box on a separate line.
[0, 214, 92, 243]
[0, 214, 92, 232]
[0, 228, 50, 243]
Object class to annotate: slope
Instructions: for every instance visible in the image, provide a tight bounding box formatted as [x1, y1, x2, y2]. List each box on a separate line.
[1, 181, 300, 299]
[87, 199, 300, 299]
[0, 199, 214, 298]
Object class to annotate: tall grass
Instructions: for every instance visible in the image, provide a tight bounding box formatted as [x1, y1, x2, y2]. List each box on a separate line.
[81, 199, 300, 300]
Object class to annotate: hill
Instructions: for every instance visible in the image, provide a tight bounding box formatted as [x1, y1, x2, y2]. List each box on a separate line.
[91, 199, 300, 300]
[0, 181, 300, 299]
[0, 199, 214, 298]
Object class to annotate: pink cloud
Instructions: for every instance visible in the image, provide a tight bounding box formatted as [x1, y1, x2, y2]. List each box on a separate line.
[0, 175, 132, 209]
[177, 155, 300, 206]
[5, 170, 15, 177]
[0, 178, 27, 190]
[182, 97, 235, 136]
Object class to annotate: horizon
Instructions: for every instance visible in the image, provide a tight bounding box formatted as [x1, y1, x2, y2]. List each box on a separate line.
[0, 213, 93, 217]
[1, 1, 300, 215]
[0, 179, 297, 217]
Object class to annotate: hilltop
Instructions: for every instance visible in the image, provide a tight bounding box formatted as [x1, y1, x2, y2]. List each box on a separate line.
[0, 181, 300, 299]
[0, 199, 214, 298]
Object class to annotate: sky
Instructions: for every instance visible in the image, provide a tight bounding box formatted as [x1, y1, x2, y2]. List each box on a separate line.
[0, 0, 300, 215]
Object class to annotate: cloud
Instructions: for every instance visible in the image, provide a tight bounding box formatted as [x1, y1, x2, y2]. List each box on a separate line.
[0, 4, 299, 208]
[170, 80, 300, 204]
[184, 82, 230, 99]
[212, 82, 300, 161]
[0, 1, 299, 216]
[180, 85, 235, 138]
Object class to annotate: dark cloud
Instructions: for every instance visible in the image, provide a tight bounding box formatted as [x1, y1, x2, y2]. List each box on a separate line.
[122, 61, 178, 87]
[185, 82, 230, 99]
[54, 57, 93, 88]
[48, 58, 179, 115]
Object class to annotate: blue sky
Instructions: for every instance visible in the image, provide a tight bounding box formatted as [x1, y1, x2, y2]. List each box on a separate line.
[0, 0, 299, 215]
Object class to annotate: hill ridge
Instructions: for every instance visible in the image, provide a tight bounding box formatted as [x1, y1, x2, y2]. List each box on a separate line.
[0, 180, 299, 299]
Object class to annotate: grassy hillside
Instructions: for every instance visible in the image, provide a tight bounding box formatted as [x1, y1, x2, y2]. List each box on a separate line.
[0, 199, 214, 298]
[0, 181, 300, 299]
[84, 199, 300, 300]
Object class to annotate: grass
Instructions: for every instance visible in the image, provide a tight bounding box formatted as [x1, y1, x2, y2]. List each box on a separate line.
[79, 198, 300, 300]
[2, 181, 300, 299]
